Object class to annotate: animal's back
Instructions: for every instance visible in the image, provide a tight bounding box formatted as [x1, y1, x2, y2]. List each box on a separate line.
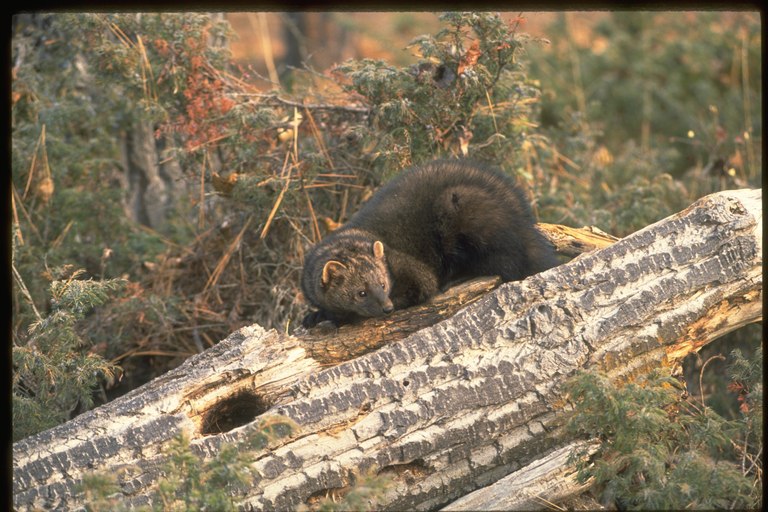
[300, 159, 557, 327]
[346, 159, 556, 283]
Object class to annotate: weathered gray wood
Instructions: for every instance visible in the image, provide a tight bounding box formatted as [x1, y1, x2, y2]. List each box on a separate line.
[441, 440, 600, 511]
[12, 189, 762, 511]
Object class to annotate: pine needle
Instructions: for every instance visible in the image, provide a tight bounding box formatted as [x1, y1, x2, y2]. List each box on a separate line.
[12, 184, 42, 244]
[50, 220, 74, 250]
[303, 106, 334, 170]
[136, 34, 158, 104]
[203, 216, 253, 294]
[12, 263, 42, 322]
[22, 125, 45, 200]
[300, 174, 321, 243]
[260, 177, 290, 240]
[260, 151, 293, 240]
[11, 187, 24, 246]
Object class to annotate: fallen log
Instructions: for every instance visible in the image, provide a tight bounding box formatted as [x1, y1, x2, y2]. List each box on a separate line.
[442, 440, 600, 511]
[302, 222, 617, 365]
[12, 188, 762, 511]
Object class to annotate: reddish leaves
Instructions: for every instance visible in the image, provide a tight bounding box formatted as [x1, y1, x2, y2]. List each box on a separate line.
[152, 28, 235, 151]
[457, 40, 481, 75]
[727, 381, 752, 413]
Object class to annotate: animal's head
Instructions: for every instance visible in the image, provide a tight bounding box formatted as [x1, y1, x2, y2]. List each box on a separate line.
[320, 240, 394, 318]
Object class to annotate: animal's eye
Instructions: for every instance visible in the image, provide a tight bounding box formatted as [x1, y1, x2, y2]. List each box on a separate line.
[357, 290, 367, 298]
[380, 281, 387, 290]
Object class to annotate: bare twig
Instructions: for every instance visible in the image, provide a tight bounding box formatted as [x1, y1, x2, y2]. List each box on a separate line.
[22, 124, 44, 200]
[12, 263, 42, 322]
[260, 151, 293, 240]
[203, 216, 254, 294]
[303, 106, 334, 170]
[11, 188, 24, 246]
[240, 93, 369, 114]
[699, 354, 726, 406]
[11, 184, 42, 244]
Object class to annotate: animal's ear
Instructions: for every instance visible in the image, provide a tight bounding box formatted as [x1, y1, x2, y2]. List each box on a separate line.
[321, 260, 347, 287]
[373, 240, 385, 260]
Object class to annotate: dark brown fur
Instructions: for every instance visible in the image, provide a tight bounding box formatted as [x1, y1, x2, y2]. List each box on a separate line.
[301, 159, 557, 327]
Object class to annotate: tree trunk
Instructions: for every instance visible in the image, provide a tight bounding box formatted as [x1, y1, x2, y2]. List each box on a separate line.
[281, 13, 348, 77]
[12, 189, 762, 511]
[119, 119, 189, 230]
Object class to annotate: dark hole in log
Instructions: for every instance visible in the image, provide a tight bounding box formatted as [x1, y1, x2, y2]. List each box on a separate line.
[200, 391, 271, 435]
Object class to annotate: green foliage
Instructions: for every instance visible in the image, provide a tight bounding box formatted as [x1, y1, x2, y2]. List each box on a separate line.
[153, 432, 254, 511]
[82, 417, 296, 511]
[306, 471, 392, 512]
[81, 472, 127, 512]
[12, 267, 125, 441]
[12, 14, 170, 328]
[567, 371, 682, 453]
[528, 12, 761, 236]
[84, 436, 392, 512]
[77, 13, 233, 122]
[727, 344, 763, 462]
[566, 364, 762, 510]
[334, 12, 539, 176]
[531, 12, 761, 179]
[11, 12, 239, 434]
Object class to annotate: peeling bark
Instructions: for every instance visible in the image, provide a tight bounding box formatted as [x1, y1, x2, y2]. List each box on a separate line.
[537, 222, 618, 257]
[12, 189, 762, 511]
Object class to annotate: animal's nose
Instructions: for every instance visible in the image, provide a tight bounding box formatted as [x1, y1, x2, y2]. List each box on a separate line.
[383, 304, 394, 314]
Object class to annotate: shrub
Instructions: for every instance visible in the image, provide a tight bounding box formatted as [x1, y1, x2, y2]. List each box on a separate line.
[12, 266, 125, 440]
[566, 354, 762, 509]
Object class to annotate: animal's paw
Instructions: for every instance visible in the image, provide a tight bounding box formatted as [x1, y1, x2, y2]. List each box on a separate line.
[301, 310, 340, 329]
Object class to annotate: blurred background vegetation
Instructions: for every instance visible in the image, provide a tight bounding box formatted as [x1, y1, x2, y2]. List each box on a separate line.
[11, 12, 761, 494]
